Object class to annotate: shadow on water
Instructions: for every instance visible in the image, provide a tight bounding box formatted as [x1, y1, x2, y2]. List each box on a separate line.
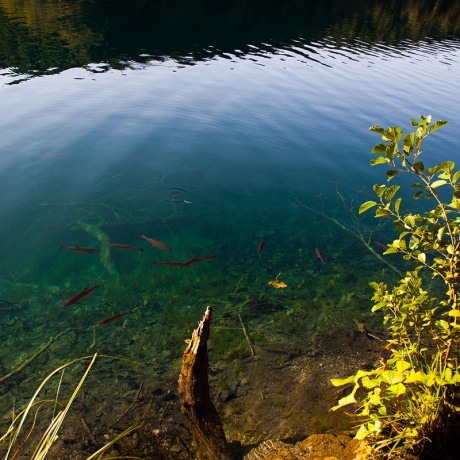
[0, 0, 459, 81]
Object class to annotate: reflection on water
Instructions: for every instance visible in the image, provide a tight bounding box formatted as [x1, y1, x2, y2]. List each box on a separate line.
[0, 0, 459, 452]
[1, 0, 460, 83]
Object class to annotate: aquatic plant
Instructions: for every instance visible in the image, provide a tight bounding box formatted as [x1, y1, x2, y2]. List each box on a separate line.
[0, 354, 144, 460]
[331, 115, 460, 458]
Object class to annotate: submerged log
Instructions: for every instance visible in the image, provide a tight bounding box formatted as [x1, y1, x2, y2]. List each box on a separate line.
[178, 306, 233, 460]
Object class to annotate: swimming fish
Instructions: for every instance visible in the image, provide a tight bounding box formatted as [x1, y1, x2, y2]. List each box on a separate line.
[40, 226, 57, 232]
[98, 310, 132, 325]
[61, 245, 99, 253]
[315, 247, 324, 263]
[153, 254, 218, 267]
[258, 240, 265, 259]
[141, 235, 172, 251]
[63, 284, 99, 307]
[110, 243, 144, 252]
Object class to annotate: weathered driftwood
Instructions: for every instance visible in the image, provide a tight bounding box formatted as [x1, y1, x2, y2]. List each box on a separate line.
[178, 306, 233, 460]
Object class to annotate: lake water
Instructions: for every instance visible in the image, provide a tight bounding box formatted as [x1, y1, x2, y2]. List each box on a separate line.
[0, 0, 460, 451]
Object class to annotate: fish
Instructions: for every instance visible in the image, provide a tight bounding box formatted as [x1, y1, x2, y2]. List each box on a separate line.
[315, 247, 324, 263]
[110, 243, 144, 252]
[98, 310, 132, 325]
[63, 284, 99, 307]
[374, 241, 389, 250]
[60, 245, 99, 253]
[141, 235, 172, 251]
[40, 226, 57, 232]
[258, 240, 265, 259]
[153, 254, 218, 267]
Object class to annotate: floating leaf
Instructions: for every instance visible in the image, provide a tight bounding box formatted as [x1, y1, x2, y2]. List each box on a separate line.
[268, 272, 287, 289]
[268, 279, 287, 289]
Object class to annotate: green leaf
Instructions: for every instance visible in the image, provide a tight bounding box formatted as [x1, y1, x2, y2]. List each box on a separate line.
[371, 143, 388, 154]
[452, 171, 460, 184]
[387, 382, 406, 396]
[375, 207, 390, 218]
[355, 424, 370, 441]
[431, 180, 447, 189]
[441, 161, 455, 172]
[417, 253, 426, 264]
[413, 191, 423, 200]
[359, 201, 378, 214]
[373, 184, 386, 198]
[369, 125, 386, 136]
[384, 185, 400, 202]
[402, 132, 414, 152]
[394, 197, 402, 213]
[428, 119, 448, 134]
[371, 156, 389, 166]
[381, 370, 404, 385]
[386, 170, 398, 180]
[396, 361, 411, 372]
[413, 161, 424, 172]
[448, 309, 460, 317]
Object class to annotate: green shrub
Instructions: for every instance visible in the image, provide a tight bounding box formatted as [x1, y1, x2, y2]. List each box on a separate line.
[331, 115, 460, 458]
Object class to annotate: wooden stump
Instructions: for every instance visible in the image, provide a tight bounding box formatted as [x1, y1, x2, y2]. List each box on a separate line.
[178, 306, 233, 460]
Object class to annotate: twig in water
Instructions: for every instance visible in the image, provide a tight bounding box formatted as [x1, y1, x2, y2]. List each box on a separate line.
[292, 191, 404, 278]
[110, 382, 144, 428]
[232, 273, 248, 295]
[238, 314, 255, 358]
[81, 416, 97, 444]
[0, 329, 72, 384]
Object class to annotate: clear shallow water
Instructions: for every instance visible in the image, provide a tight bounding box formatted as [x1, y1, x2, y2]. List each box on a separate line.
[0, 0, 460, 393]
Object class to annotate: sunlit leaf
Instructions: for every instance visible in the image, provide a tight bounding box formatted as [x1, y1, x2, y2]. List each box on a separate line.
[369, 125, 386, 136]
[428, 119, 448, 134]
[384, 185, 400, 202]
[452, 171, 460, 184]
[381, 370, 404, 385]
[373, 184, 386, 197]
[396, 361, 411, 372]
[394, 197, 402, 213]
[355, 424, 370, 440]
[387, 383, 406, 396]
[371, 143, 388, 154]
[431, 180, 447, 189]
[359, 201, 378, 214]
[375, 207, 390, 218]
[417, 253, 426, 264]
[371, 156, 389, 166]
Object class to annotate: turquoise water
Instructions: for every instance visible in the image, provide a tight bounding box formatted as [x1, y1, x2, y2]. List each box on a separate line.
[0, 0, 460, 424]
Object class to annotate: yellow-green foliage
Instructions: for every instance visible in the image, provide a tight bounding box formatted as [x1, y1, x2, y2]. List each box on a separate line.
[331, 116, 460, 458]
